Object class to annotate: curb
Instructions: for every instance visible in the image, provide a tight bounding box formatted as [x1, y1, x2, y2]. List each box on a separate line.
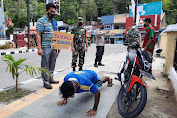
[0, 49, 37, 56]
[168, 67, 177, 101]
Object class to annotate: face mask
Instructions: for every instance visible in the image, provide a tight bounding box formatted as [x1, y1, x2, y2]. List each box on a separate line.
[48, 12, 55, 19]
[144, 24, 147, 27]
[132, 26, 136, 29]
[78, 22, 83, 26]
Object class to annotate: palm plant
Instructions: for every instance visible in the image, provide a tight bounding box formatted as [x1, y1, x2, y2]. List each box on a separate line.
[1, 54, 50, 92]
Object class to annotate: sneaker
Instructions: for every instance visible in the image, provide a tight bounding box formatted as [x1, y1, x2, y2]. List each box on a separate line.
[49, 80, 59, 84]
[98, 63, 105, 66]
[44, 83, 52, 89]
[94, 64, 98, 67]
[73, 67, 76, 71]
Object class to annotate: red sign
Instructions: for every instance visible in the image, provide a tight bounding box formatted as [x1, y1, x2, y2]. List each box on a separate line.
[126, 14, 161, 30]
[138, 18, 145, 28]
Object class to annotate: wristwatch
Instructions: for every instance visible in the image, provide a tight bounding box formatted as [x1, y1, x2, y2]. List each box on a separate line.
[93, 106, 97, 111]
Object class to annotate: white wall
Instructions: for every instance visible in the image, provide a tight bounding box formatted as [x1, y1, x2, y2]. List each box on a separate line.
[0, 34, 13, 45]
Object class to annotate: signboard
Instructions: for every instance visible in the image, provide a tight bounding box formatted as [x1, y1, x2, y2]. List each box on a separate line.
[114, 14, 128, 23]
[110, 30, 123, 34]
[114, 40, 123, 44]
[138, 18, 145, 28]
[0, 8, 3, 36]
[50, 31, 74, 49]
[102, 15, 114, 24]
[129, 1, 162, 17]
[46, 0, 60, 15]
[125, 14, 161, 30]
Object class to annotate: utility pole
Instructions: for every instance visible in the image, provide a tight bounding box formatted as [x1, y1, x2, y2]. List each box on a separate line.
[27, 0, 30, 49]
[1, 0, 6, 37]
[134, 0, 138, 23]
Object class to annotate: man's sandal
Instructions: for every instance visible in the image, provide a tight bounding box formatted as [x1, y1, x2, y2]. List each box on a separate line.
[107, 79, 114, 87]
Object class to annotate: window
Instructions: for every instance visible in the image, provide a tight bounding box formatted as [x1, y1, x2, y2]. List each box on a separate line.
[104, 25, 111, 30]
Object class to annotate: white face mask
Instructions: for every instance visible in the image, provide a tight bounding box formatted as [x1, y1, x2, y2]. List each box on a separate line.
[132, 26, 136, 29]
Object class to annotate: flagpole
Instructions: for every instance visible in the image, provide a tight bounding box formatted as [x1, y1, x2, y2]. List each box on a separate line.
[27, 0, 30, 49]
[134, 0, 138, 23]
[1, 0, 6, 37]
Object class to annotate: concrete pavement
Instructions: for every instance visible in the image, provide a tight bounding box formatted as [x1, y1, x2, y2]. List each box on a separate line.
[0, 44, 126, 90]
[0, 51, 126, 118]
[1, 44, 176, 118]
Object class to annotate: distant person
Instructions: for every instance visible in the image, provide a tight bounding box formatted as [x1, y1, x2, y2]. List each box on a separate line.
[94, 23, 115, 67]
[36, 3, 60, 89]
[143, 18, 155, 54]
[143, 18, 156, 73]
[57, 70, 113, 117]
[88, 37, 91, 46]
[71, 17, 88, 71]
[124, 23, 142, 50]
[51, 40, 56, 49]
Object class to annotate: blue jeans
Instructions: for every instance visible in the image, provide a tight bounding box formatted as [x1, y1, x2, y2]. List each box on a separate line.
[41, 48, 57, 84]
[95, 73, 103, 87]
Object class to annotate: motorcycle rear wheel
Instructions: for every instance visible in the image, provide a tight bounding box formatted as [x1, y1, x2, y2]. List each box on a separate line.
[117, 83, 147, 118]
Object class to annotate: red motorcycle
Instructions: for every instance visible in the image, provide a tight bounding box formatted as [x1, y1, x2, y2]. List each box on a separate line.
[117, 43, 156, 118]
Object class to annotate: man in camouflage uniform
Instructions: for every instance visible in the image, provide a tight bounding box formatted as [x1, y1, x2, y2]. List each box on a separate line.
[124, 23, 142, 51]
[71, 17, 88, 71]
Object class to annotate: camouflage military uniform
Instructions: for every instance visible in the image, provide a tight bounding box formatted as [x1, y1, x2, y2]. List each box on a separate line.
[71, 25, 86, 68]
[127, 29, 140, 45]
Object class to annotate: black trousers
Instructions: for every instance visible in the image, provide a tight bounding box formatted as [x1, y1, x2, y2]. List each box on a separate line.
[95, 46, 104, 64]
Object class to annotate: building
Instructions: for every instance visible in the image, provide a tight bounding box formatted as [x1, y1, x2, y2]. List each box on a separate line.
[126, 1, 166, 40]
[101, 14, 129, 44]
[162, 24, 177, 74]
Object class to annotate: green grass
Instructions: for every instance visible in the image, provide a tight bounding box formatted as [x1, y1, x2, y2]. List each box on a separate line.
[0, 88, 34, 103]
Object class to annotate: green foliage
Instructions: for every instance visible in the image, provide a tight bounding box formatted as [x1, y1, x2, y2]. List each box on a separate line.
[4, 0, 45, 28]
[95, 0, 114, 17]
[6, 26, 14, 36]
[10, 13, 27, 28]
[0, 43, 10, 49]
[112, 0, 130, 14]
[3, 0, 177, 27]
[85, 0, 98, 21]
[1, 54, 50, 92]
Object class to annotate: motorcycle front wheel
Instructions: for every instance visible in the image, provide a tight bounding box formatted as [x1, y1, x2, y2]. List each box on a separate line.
[117, 83, 147, 118]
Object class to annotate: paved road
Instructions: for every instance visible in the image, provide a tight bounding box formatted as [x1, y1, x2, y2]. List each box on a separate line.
[0, 44, 127, 89]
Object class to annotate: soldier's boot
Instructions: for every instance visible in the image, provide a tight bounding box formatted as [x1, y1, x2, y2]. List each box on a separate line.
[79, 66, 82, 71]
[94, 60, 98, 67]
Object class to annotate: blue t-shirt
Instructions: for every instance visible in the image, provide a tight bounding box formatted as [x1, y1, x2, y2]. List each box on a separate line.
[64, 70, 99, 94]
[36, 15, 58, 48]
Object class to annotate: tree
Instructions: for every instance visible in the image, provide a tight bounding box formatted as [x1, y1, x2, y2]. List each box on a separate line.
[57, 0, 78, 24]
[112, 0, 130, 14]
[11, 13, 27, 28]
[95, 0, 114, 17]
[1, 54, 50, 92]
[85, 0, 98, 21]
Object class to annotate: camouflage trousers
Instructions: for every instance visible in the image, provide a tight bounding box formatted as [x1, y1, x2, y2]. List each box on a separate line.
[71, 47, 85, 68]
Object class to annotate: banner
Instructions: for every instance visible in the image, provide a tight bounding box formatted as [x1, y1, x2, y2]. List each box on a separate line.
[109, 30, 123, 34]
[129, 1, 162, 17]
[0, 8, 3, 36]
[46, 0, 60, 15]
[50, 31, 74, 49]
